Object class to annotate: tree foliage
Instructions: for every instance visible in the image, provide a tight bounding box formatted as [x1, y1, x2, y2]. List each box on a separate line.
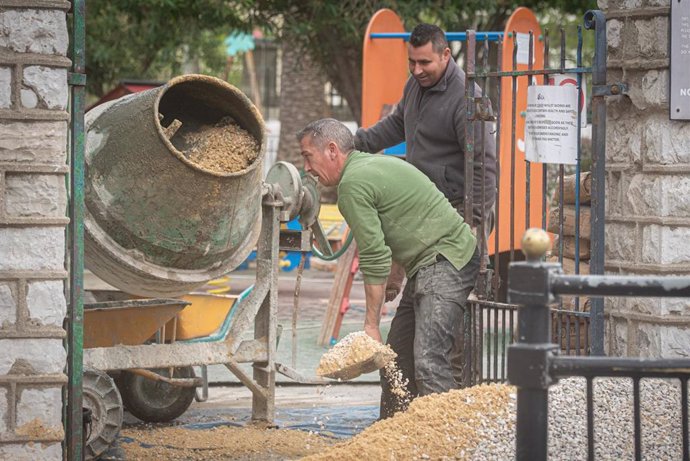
[248, 0, 596, 122]
[86, 0, 597, 115]
[86, 0, 251, 97]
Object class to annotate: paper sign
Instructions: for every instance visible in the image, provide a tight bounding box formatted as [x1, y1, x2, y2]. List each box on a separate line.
[548, 73, 587, 127]
[525, 85, 579, 164]
[515, 33, 532, 65]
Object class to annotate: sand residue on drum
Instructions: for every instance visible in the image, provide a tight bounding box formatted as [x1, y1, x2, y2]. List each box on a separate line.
[316, 331, 396, 377]
[182, 117, 259, 174]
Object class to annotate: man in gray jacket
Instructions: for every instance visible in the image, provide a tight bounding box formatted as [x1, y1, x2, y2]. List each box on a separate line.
[355, 23, 496, 233]
[355, 23, 497, 385]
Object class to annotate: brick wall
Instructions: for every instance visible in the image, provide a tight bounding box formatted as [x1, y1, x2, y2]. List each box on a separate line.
[601, 0, 690, 358]
[0, 1, 71, 459]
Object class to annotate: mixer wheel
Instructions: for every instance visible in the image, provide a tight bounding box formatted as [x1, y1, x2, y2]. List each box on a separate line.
[83, 367, 124, 460]
[116, 367, 196, 423]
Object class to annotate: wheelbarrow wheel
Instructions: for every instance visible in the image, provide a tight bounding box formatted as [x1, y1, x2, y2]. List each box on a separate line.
[83, 367, 123, 460]
[116, 367, 196, 423]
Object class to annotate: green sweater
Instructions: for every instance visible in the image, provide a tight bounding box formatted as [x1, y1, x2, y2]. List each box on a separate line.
[337, 151, 477, 285]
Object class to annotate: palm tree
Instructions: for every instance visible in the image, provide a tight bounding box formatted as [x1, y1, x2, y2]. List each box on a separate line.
[276, 45, 337, 202]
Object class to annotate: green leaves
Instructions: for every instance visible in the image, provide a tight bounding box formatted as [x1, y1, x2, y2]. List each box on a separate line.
[86, 0, 246, 97]
[86, 0, 596, 115]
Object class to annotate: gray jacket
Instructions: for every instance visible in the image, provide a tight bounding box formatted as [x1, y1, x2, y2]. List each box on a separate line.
[355, 57, 497, 224]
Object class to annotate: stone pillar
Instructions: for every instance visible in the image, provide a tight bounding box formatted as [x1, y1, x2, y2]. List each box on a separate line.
[0, 2, 70, 459]
[602, 0, 690, 358]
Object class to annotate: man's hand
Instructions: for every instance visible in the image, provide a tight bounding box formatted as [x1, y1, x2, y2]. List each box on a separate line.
[364, 324, 383, 343]
[385, 261, 406, 302]
[385, 288, 400, 303]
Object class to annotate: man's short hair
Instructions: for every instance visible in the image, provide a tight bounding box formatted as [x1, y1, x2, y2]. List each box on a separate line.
[409, 23, 448, 54]
[296, 118, 355, 153]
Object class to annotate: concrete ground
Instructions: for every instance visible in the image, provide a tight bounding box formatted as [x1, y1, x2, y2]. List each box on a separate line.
[121, 382, 383, 435]
[109, 263, 394, 459]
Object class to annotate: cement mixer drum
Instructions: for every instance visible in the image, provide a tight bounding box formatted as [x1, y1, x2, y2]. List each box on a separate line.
[84, 75, 265, 297]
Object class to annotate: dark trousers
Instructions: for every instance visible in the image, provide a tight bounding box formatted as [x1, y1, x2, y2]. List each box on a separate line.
[380, 248, 480, 419]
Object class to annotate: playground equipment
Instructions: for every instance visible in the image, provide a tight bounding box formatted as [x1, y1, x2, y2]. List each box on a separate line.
[81, 75, 332, 459]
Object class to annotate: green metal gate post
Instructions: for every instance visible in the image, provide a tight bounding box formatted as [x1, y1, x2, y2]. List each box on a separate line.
[585, 10, 607, 356]
[67, 0, 86, 459]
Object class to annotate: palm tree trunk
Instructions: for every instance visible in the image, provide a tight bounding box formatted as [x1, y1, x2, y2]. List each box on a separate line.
[276, 44, 337, 202]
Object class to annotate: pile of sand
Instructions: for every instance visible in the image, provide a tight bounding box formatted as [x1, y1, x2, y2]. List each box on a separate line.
[316, 331, 396, 379]
[182, 117, 259, 174]
[301, 384, 513, 461]
[121, 424, 333, 461]
[119, 381, 513, 460]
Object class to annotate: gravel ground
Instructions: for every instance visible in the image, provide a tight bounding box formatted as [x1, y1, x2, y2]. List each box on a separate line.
[473, 377, 683, 460]
[115, 378, 684, 460]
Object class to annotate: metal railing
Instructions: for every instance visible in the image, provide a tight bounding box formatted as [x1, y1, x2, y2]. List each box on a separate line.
[508, 229, 690, 461]
[462, 10, 623, 385]
[468, 300, 516, 384]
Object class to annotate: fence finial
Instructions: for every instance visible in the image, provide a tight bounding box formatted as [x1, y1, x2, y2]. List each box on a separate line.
[521, 228, 551, 261]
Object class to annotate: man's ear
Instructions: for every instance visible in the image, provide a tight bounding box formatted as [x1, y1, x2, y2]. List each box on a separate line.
[327, 141, 338, 159]
[442, 47, 451, 61]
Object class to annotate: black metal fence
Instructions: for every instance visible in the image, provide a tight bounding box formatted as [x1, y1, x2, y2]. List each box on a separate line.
[468, 300, 516, 384]
[466, 299, 593, 385]
[462, 10, 621, 385]
[508, 232, 690, 461]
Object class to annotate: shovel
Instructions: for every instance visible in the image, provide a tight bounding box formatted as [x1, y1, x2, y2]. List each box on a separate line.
[319, 349, 396, 381]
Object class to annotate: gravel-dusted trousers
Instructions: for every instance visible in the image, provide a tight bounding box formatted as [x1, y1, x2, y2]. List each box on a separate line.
[380, 247, 480, 419]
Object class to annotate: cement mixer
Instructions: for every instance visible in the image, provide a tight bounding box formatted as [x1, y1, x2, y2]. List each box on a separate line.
[81, 75, 335, 459]
[84, 74, 266, 297]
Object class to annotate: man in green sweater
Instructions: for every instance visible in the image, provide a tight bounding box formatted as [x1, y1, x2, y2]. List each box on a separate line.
[298, 118, 479, 418]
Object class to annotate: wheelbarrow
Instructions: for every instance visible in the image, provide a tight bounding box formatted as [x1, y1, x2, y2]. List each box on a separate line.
[81, 289, 248, 460]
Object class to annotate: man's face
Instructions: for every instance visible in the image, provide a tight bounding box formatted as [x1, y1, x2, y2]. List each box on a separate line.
[300, 136, 339, 187]
[408, 42, 450, 88]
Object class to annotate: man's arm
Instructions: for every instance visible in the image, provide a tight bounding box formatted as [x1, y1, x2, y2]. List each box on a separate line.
[364, 283, 385, 342]
[354, 96, 406, 153]
[338, 190, 392, 341]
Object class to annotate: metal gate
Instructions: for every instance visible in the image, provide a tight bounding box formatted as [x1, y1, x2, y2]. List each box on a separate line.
[508, 228, 690, 461]
[461, 10, 619, 385]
